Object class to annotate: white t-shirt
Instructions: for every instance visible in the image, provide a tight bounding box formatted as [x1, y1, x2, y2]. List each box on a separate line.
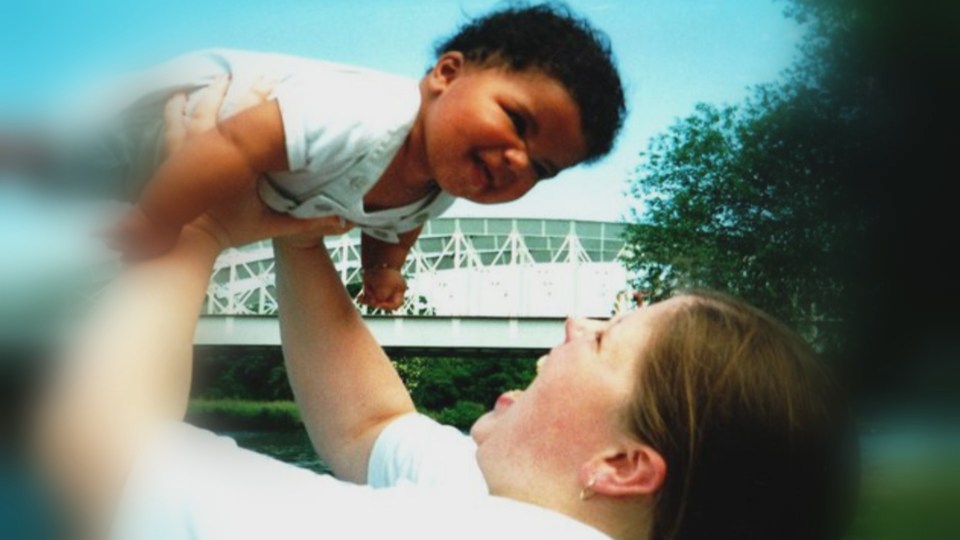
[367, 412, 488, 492]
[110, 414, 611, 540]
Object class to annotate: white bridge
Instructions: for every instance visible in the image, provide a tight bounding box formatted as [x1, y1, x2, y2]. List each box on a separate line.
[199, 218, 635, 353]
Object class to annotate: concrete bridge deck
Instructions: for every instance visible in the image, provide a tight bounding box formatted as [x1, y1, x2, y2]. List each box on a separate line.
[197, 315, 569, 355]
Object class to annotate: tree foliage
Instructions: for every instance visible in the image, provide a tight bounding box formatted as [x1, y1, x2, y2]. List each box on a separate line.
[626, 92, 860, 344]
[403, 356, 536, 430]
[194, 346, 292, 401]
[625, 0, 960, 382]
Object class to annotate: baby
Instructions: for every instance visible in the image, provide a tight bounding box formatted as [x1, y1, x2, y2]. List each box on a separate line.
[103, 4, 626, 310]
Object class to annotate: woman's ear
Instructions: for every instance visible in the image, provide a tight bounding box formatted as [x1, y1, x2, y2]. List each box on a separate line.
[426, 52, 465, 94]
[582, 441, 666, 498]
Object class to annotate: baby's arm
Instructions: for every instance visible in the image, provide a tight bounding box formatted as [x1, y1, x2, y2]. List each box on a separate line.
[107, 99, 288, 258]
[359, 226, 423, 311]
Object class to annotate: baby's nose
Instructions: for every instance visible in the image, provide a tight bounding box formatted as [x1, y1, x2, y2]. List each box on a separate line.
[503, 148, 534, 184]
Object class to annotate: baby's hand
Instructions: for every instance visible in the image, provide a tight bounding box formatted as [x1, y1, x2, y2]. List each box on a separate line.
[99, 206, 181, 260]
[359, 267, 407, 311]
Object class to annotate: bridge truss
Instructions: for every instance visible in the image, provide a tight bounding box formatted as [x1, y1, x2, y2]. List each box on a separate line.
[205, 218, 635, 319]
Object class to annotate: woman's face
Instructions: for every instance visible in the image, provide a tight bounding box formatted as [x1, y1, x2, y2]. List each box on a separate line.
[471, 300, 675, 498]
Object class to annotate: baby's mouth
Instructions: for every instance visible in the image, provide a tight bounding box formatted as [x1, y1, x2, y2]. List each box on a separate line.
[473, 155, 494, 192]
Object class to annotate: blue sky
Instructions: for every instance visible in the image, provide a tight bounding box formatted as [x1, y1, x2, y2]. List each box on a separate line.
[0, 0, 802, 223]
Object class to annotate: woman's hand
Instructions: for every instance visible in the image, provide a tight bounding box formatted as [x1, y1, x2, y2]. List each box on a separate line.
[162, 75, 255, 154]
[162, 76, 354, 249]
[272, 224, 345, 250]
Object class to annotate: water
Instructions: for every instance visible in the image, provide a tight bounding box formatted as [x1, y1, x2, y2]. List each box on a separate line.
[228, 429, 331, 475]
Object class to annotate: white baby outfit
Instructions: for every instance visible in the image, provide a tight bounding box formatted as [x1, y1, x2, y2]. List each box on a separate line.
[78, 48, 456, 242]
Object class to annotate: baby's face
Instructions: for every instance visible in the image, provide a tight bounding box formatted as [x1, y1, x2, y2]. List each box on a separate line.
[421, 57, 586, 204]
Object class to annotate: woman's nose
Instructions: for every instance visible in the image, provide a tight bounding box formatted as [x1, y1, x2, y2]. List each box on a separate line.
[565, 317, 588, 342]
[565, 317, 606, 343]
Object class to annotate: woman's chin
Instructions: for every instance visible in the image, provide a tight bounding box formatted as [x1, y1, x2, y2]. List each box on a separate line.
[469, 411, 495, 443]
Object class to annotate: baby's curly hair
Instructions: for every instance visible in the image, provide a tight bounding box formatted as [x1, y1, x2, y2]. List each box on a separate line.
[434, 2, 625, 163]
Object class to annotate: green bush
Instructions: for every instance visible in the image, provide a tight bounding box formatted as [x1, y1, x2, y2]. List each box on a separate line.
[194, 347, 292, 401]
[401, 356, 536, 413]
[429, 400, 487, 431]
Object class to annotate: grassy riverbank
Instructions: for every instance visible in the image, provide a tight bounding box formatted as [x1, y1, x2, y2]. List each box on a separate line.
[188, 399, 303, 431]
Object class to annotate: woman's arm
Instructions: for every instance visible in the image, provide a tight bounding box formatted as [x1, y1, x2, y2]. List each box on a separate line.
[32, 79, 349, 537]
[34, 227, 222, 538]
[105, 95, 289, 258]
[139, 98, 289, 228]
[274, 238, 416, 483]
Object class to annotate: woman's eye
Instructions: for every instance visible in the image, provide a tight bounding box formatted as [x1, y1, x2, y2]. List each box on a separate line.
[507, 110, 526, 136]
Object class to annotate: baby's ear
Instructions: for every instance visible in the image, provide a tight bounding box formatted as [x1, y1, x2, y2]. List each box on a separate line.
[428, 52, 465, 93]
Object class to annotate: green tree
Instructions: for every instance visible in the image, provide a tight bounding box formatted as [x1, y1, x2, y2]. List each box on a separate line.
[625, 92, 860, 348]
[400, 355, 537, 430]
[194, 346, 293, 401]
[624, 0, 960, 384]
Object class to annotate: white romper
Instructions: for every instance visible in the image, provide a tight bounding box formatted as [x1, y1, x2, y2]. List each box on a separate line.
[62, 48, 456, 243]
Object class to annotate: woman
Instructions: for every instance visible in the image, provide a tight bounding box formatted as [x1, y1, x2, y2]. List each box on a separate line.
[33, 81, 856, 540]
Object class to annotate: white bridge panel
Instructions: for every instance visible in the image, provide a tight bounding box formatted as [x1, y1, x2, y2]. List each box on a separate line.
[203, 218, 635, 319]
[196, 316, 567, 351]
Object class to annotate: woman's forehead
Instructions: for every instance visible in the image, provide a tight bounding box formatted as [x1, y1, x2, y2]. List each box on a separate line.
[617, 301, 666, 326]
[608, 302, 674, 348]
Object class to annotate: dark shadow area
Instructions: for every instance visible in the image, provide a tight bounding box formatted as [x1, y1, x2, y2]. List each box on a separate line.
[0, 345, 63, 540]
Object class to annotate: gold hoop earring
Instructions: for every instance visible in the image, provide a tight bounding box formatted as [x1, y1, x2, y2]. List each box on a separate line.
[579, 475, 597, 501]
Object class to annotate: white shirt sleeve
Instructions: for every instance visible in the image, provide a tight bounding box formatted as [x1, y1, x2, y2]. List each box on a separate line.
[367, 413, 488, 494]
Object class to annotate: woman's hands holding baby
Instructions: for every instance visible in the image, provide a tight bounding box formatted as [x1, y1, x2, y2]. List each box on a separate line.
[104, 76, 353, 256]
[108, 74, 406, 310]
[99, 79, 238, 258]
[100, 205, 181, 259]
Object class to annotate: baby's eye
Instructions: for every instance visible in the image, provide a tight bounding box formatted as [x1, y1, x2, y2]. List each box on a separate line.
[532, 162, 550, 181]
[507, 110, 527, 137]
